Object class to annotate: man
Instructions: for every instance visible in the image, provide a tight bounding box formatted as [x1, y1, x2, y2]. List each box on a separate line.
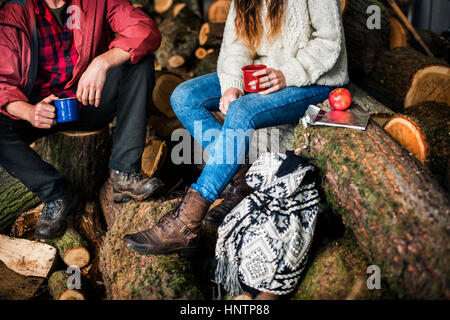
[0, 0, 163, 239]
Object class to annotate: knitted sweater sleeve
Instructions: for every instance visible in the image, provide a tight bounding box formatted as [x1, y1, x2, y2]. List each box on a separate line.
[279, 0, 344, 87]
[217, 1, 253, 95]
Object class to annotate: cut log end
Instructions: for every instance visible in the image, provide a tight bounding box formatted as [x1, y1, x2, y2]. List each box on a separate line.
[384, 116, 429, 163]
[59, 289, 86, 300]
[63, 247, 90, 269]
[389, 16, 408, 49]
[195, 47, 208, 59]
[207, 0, 231, 23]
[152, 72, 184, 119]
[404, 65, 450, 108]
[168, 55, 186, 68]
[154, 0, 173, 14]
[46, 227, 90, 269]
[199, 23, 210, 46]
[172, 3, 186, 17]
[340, 0, 347, 15]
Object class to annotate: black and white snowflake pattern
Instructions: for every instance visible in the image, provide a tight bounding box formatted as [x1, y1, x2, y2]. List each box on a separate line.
[215, 152, 320, 296]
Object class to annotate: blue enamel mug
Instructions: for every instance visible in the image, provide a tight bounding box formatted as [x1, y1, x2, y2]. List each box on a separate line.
[54, 98, 79, 123]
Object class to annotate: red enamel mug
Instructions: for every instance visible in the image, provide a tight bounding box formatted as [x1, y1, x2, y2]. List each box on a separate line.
[242, 64, 267, 93]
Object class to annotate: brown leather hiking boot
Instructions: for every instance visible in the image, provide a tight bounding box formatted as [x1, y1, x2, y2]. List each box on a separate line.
[123, 188, 210, 256]
[110, 170, 164, 203]
[204, 164, 252, 226]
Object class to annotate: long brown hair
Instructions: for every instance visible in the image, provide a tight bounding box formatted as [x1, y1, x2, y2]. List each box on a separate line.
[234, 0, 286, 53]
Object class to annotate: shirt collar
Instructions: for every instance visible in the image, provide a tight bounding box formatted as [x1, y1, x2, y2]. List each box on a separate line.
[34, 0, 69, 16]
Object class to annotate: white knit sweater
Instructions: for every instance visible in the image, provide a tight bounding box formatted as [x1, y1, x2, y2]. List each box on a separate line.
[217, 0, 349, 94]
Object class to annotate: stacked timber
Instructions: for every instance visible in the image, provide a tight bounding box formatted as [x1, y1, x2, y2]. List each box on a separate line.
[0, 235, 57, 299]
[360, 47, 450, 112]
[293, 85, 450, 299]
[342, 0, 391, 77]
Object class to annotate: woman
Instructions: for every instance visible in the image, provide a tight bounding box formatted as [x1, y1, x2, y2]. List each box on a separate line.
[124, 0, 349, 256]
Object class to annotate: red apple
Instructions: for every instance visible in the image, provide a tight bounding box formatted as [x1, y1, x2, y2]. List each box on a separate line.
[329, 88, 352, 111]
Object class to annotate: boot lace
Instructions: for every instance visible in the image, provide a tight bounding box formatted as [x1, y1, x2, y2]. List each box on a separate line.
[42, 199, 63, 220]
[156, 188, 189, 230]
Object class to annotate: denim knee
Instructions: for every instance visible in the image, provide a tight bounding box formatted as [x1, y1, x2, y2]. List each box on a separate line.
[224, 100, 254, 131]
[170, 82, 191, 116]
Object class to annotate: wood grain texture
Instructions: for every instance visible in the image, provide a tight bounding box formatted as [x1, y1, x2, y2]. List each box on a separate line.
[0, 234, 57, 278]
[34, 128, 112, 200]
[361, 47, 450, 111]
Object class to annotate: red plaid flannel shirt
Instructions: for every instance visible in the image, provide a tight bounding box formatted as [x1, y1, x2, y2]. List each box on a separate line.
[32, 0, 78, 99]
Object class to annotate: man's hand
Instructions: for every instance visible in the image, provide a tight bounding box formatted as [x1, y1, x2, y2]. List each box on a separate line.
[77, 48, 131, 107]
[77, 57, 108, 107]
[249, 68, 287, 95]
[220, 88, 243, 115]
[26, 95, 58, 129]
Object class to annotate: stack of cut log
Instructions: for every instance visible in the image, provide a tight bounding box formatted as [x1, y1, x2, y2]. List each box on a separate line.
[1, 0, 449, 301]
[342, 0, 450, 190]
[130, 0, 229, 139]
[0, 201, 107, 300]
[294, 84, 450, 299]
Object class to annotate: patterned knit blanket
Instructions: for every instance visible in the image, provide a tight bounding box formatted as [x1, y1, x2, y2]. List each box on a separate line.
[214, 152, 320, 296]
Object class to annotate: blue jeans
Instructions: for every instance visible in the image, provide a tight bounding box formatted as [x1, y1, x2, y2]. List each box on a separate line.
[171, 73, 334, 203]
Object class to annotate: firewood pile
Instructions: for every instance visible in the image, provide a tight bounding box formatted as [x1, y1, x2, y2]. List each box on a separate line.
[0, 0, 449, 301]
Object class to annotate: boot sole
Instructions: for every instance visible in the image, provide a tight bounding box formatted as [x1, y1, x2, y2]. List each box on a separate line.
[125, 243, 199, 258]
[113, 182, 163, 204]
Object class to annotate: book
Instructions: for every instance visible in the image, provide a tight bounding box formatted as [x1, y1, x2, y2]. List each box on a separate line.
[302, 105, 370, 131]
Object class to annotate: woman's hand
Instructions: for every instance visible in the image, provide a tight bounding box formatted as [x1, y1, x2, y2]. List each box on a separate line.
[220, 87, 243, 115]
[249, 68, 287, 95]
[77, 57, 108, 107]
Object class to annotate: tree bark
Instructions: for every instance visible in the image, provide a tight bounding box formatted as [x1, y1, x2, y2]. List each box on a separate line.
[294, 232, 384, 300]
[10, 204, 43, 240]
[73, 202, 106, 295]
[46, 227, 90, 269]
[191, 51, 219, 77]
[34, 128, 112, 201]
[99, 198, 204, 300]
[48, 270, 86, 300]
[155, 5, 202, 69]
[148, 115, 184, 139]
[342, 0, 391, 77]
[384, 101, 449, 190]
[410, 29, 450, 63]
[293, 94, 450, 299]
[361, 47, 450, 112]
[0, 261, 46, 300]
[0, 166, 41, 234]
[199, 22, 225, 49]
